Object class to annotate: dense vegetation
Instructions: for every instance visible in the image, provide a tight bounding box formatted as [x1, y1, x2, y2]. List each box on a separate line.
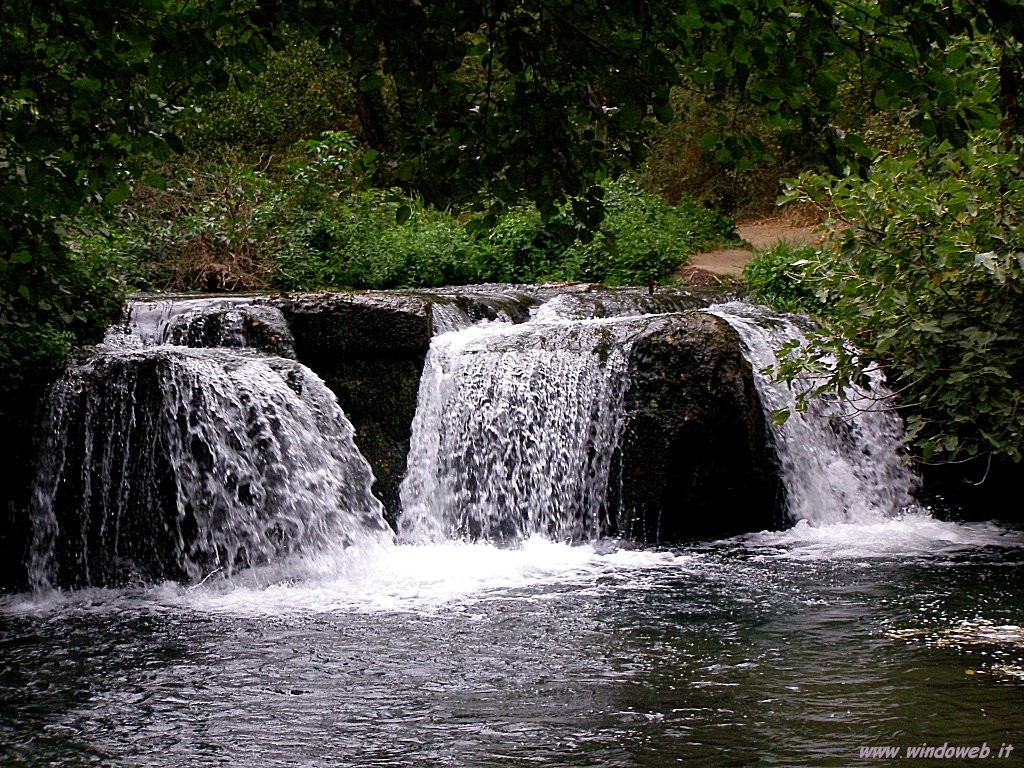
[2, 0, 1023, 480]
[86, 141, 737, 293]
[746, 130, 1024, 469]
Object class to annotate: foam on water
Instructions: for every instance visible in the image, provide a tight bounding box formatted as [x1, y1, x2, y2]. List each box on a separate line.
[7, 513, 1021, 619]
[736, 514, 1024, 560]
[172, 539, 687, 615]
[1, 539, 687, 617]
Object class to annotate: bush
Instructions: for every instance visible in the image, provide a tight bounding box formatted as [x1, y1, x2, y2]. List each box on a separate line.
[270, 191, 486, 290]
[84, 137, 739, 293]
[776, 130, 1024, 465]
[559, 177, 737, 284]
[743, 242, 826, 315]
[0, 231, 126, 418]
[481, 177, 738, 285]
[480, 205, 572, 283]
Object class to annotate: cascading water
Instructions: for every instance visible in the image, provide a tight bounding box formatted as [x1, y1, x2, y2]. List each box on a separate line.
[27, 289, 930, 590]
[399, 313, 644, 545]
[403, 292, 923, 548]
[707, 301, 919, 525]
[7, 291, 1023, 768]
[29, 300, 390, 589]
[113, 296, 296, 355]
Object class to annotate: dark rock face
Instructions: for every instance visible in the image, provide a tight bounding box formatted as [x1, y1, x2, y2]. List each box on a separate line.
[274, 294, 433, 361]
[33, 354, 193, 587]
[613, 312, 785, 543]
[1, 402, 58, 591]
[273, 293, 435, 527]
[920, 458, 1022, 524]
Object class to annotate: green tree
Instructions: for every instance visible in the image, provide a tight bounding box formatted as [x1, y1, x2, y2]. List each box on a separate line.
[769, 131, 1024, 467]
[1, 1, 281, 414]
[274, 0, 681, 223]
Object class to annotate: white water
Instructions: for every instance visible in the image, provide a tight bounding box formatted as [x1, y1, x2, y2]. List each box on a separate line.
[29, 302, 389, 589]
[707, 302, 919, 525]
[23, 293, 1007, 596]
[399, 315, 645, 544]
[9, 518, 1021, 620]
[111, 296, 258, 345]
[739, 516, 1023, 560]
[109, 296, 295, 354]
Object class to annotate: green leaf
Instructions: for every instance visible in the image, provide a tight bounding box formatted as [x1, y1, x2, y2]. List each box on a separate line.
[396, 204, 412, 225]
[104, 183, 131, 207]
[698, 132, 719, 149]
[142, 173, 166, 190]
[653, 100, 674, 124]
[616, 103, 643, 131]
[359, 73, 385, 93]
[71, 78, 102, 92]
[162, 132, 185, 154]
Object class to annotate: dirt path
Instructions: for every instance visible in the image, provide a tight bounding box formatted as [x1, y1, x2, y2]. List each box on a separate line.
[677, 218, 821, 281]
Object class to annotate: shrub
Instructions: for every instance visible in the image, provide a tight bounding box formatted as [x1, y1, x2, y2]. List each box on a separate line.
[560, 177, 738, 285]
[0, 231, 125, 422]
[480, 205, 569, 283]
[481, 177, 738, 285]
[85, 156, 738, 293]
[743, 242, 826, 315]
[776, 130, 1024, 465]
[268, 190, 486, 290]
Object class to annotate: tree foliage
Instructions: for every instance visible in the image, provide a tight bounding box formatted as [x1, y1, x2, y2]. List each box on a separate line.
[263, 0, 681, 223]
[0, 0, 285, 419]
[236, 0, 1024, 215]
[767, 131, 1024, 466]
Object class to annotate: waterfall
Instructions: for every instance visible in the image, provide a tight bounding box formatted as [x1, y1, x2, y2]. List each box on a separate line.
[29, 300, 390, 589]
[26, 289, 930, 590]
[402, 294, 922, 546]
[399, 315, 644, 545]
[707, 302, 919, 525]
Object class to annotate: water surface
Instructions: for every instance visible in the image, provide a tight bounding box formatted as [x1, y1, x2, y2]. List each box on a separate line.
[3, 516, 1022, 767]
